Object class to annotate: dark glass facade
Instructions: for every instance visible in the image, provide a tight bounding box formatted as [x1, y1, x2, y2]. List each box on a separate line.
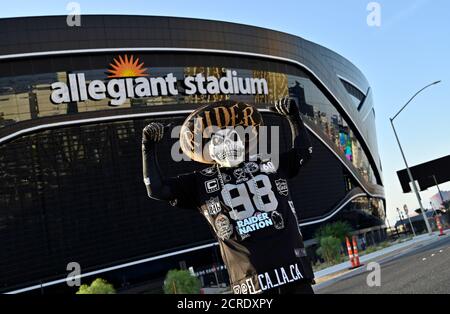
[0, 64, 378, 185]
[0, 15, 385, 293]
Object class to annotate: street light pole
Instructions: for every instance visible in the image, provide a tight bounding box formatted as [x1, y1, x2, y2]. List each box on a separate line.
[390, 120, 432, 234]
[390, 80, 441, 235]
[431, 174, 445, 209]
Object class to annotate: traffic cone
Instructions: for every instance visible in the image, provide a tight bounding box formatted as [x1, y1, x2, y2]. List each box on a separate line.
[435, 216, 446, 236]
[345, 236, 356, 269]
[352, 236, 362, 268]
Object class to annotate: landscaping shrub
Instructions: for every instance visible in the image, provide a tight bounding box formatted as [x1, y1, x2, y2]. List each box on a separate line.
[316, 236, 342, 264]
[76, 278, 116, 294]
[163, 269, 201, 294]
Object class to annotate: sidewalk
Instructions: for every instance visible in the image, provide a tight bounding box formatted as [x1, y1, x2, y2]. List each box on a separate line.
[314, 232, 444, 283]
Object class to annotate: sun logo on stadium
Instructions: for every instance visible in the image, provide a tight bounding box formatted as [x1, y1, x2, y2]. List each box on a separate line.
[107, 54, 148, 78]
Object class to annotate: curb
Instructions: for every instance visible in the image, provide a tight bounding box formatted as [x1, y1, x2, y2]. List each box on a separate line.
[313, 232, 442, 283]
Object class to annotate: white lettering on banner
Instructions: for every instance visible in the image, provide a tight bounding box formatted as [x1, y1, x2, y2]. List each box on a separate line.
[205, 178, 220, 194]
[236, 212, 273, 235]
[50, 70, 268, 106]
[260, 161, 276, 174]
[222, 174, 278, 221]
[233, 262, 304, 294]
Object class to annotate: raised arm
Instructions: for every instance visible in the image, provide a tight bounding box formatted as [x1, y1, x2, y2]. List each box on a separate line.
[142, 122, 173, 201]
[142, 122, 198, 209]
[274, 98, 313, 178]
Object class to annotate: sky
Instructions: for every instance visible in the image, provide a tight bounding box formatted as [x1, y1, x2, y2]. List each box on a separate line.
[1, 0, 449, 225]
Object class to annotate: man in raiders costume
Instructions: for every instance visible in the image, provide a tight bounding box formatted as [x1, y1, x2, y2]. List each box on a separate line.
[142, 99, 315, 294]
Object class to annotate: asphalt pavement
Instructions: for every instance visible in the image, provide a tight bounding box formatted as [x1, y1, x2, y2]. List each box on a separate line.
[315, 234, 450, 294]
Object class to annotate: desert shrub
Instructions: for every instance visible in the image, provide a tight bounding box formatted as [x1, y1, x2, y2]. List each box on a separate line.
[163, 269, 201, 294]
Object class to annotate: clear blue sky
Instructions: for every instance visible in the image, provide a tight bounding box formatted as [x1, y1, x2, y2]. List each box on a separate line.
[2, 0, 449, 225]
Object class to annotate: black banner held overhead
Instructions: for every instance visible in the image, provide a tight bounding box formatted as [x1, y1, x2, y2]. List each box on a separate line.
[397, 155, 450, 193]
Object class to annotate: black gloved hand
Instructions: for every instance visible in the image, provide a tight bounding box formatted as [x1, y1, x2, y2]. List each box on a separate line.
[142, 122, 166, 143]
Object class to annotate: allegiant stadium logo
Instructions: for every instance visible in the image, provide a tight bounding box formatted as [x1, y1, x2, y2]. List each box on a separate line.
[50, 54, 269, 106]
[107, 54, 148, 78]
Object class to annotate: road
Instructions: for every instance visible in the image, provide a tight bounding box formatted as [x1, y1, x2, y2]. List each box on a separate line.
[315, 234, 450, 294]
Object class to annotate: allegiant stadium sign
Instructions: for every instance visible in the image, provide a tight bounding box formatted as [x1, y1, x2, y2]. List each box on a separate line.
[50, 54, 269, 106]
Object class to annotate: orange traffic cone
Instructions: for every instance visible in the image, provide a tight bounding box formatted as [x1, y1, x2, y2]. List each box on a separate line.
[352, 236, 362, 268]
[435, 216, 446, 236]
[346, 236, 356, 269]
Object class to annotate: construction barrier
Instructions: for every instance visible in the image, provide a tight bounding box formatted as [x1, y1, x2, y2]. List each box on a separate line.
[345, 236, 356, 268]
[352, 236, 362, 268]
[435, 216, 446, 236]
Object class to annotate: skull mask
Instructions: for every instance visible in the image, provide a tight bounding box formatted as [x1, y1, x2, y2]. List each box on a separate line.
[208, 128, 245, 168]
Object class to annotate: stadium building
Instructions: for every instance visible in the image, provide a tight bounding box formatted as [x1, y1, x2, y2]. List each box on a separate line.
[0, 15, 385, 293]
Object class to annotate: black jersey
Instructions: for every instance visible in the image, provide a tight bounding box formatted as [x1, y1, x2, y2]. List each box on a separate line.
[142, 103, 314, 294]
[165, 154, 314, 294]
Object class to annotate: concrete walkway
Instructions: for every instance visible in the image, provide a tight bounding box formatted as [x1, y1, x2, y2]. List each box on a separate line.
[314, 232, 443, 282]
